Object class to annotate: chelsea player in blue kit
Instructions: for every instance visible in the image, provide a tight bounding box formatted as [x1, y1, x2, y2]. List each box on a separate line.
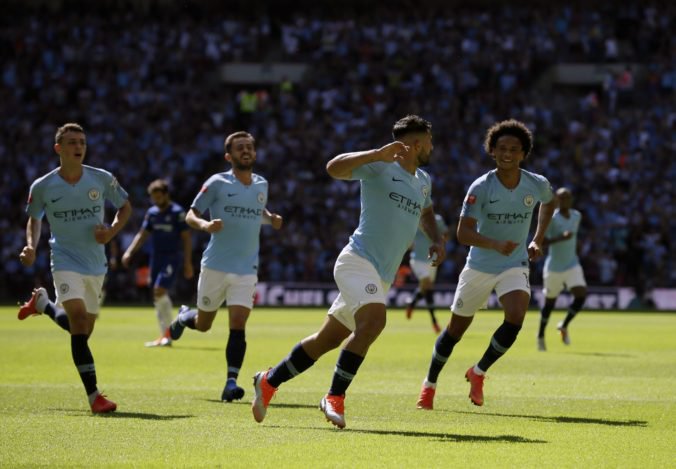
[18, 123, 131, 413]
[122, 179, 193, 347]
[406, 213, 450, 333]
[169, 131, 283, 402]
[417, 119, 555, 409]
[251, 115, 446, 429]
[537, 187, 587, 351]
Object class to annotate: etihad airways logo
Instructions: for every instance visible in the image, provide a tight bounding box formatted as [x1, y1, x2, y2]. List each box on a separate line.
[53, 205, 102, 222]
[224, 205, 262, 220]
[487, 211, 532, 224]
[389, 192, 422, 215]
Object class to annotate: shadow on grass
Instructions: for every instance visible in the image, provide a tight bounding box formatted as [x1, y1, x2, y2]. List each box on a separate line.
[453, 410, 647, 427]
[567, 352, 635, 358]
[201, 399, 317, 410]
[54, 409, 194, 420]
[268, 425, 545, 443]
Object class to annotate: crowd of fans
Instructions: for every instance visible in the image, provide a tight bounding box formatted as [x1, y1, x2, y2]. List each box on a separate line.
[1, 1, 673, 303]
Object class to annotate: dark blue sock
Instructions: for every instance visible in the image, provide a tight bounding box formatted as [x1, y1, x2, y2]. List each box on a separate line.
[226, 329, 246, 380]
[71, 334, 97, 395]
[539, 299, 555, 338]
[328, 349, 364, 396]
[477, 321, 522, 372]
[44, 303, 70, 332]
[563, 296, 585, 327]
[178, 308, 197, 329]
[426, 330, 460, 383]
[267, 343, 316, 388]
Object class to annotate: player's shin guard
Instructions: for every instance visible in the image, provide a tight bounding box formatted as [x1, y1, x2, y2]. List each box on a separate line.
[226, 329, 246, 380]
[562, 296, 585, 327]
[426, 330, 460, 383]
[267, 343, 316, 388]
[329, 350, 364, 396]
[477, 321, 522, 372]
[71, 334, 97, 396]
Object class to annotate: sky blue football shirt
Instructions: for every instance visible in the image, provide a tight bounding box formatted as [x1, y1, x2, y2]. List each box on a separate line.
[410, 213, 448, 263]
[26, 165, 129, 275]
[544, 208, 582, 272]
[347, 161, 432, 283]
[191, 170, 267, 275]
[460, 169, 553, 274]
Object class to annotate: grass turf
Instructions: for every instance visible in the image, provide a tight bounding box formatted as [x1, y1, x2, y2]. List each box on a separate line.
[1, 306, 674, 467]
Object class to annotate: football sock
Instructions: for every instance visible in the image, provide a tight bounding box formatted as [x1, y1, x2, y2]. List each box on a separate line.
[178, 307, 197, 329]
[426, 330, 460, 383]
[328, 349, 364, 396]
[154, 294, 173, 332]
[71, 334, 98, 396]
[477, 321, 522, 372]
[226, 329, 246, 380]
[538, 299, 556, 338]
[409, 289, 423, 307]
[44, 302, 70, 332]
[425, 289, 434, 317]
[267, 343, 316, 388]
[562, 296, 586, 327]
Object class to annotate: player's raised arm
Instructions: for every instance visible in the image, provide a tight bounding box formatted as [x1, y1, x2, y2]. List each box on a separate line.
[326, 141, 409, 180]
[419, 208, 446, 266]
[186, 207, 223, 233]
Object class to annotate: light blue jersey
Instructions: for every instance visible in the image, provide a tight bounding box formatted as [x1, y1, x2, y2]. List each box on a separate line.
[544, 209, 581, 272]
[191, 170, 267, 275]
[410, 214, 448, 263]
[460, 169, 553, 274]
[26, 165, 129, 275]
[347, 161, 432, 283]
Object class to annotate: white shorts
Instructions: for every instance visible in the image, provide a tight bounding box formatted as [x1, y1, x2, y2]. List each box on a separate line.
[52, 271, 106, 315]
[452, 266, 530, 317]
[543, 264, 587, 298]
[327, 248, 389, 332]
[197, 267, 257, 311]
[410, 258, 438, 282]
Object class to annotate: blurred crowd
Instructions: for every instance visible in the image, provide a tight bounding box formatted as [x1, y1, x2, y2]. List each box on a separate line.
[0, 1, 673, 302]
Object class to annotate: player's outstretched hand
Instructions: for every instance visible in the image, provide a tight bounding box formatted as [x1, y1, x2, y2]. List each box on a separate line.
[428, 243, 446, 267]
[494, 240, 519, 256]
[94, 224, 114, 244]
[19, 246, 36, 267]
[527, 240, 544, 261]
[377, 141, 409, 164]
[205, 219, 223, 233]
[270, 213, 283, 230]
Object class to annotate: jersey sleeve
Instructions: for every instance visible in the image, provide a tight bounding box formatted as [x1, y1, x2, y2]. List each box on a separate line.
[460, 178, 486, 219]
[538, 176, 554, 204]
[103, 173, 129, 208]
[25, 180, 45, 220]
[423, 174, 433, 209]
[192, 176, 218, 215]
[141, 210, 153, 232]
[350, 161, 388, 180]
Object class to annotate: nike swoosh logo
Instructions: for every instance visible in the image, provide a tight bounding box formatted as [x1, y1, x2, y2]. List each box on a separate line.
[392, 177, 404, 182]
[227, 193, 237, 197]
[51, 197, 64, 203]
[489, 199, 499, 204]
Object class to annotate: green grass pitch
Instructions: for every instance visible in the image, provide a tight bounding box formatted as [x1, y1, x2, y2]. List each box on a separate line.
[1, 306, 674, 467]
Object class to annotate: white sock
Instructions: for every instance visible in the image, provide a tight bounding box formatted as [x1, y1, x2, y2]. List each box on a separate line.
[423, 378, 436, 389]
[36, 291, 49, 313]
[87, 390, 100, 405]
[153, 294, 173, 332]
[473, 364, 485, 376]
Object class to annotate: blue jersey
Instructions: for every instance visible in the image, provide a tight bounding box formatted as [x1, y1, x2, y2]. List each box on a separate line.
[544, 209, 582, 272]
[191, 170, 267, 275]
[410, 214, 448, 263]
[26, 165, 129, 275]
[347, 161, 432, 283]
[142, 202, 188, 255]
[460, 169, 553, 274]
